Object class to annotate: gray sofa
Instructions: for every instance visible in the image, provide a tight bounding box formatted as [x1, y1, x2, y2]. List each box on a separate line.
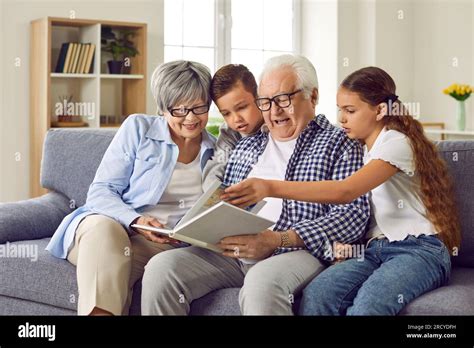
[1, 128, 473, 315]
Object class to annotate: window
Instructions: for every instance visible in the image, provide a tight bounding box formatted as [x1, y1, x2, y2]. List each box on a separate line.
[164, 0, 216, 73]
[230, 0, 297, 78]
[164, 0, 299, 78]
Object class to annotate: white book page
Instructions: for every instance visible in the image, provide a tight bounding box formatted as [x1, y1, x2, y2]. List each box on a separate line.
[173, 201, 275, 244]
[130, 224, 173, 235]
[132, 202, 275, 249]
[175, 179, 223, 228]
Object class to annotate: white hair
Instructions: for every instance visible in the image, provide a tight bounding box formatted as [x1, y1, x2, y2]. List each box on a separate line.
[150, 60, 211, 115]
[260, 54, 319, 102]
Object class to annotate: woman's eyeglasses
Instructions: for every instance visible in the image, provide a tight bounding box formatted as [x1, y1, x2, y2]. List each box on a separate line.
[168, 104, 210, 117]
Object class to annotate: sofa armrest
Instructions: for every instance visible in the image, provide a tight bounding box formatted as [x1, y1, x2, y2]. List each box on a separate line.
[0, 192, 72, 244]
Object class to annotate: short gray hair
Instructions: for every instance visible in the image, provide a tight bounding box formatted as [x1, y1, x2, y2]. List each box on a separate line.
[151, 60, 211, 115]
[260, 54, 319, 102]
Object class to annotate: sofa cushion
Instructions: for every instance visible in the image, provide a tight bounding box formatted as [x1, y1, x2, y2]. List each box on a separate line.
[190, 288, 242, 316]
[2, 240, 473, 316]
[400, 267, 474, 315]
[0, 192, 71, 244]
[41, 129, 116, 207]
[436, 141, 474, 267]
[0, 238, 241, 316]
[191, 267, 474, 315]
[0, 238, 78, 310]
[0, 296, 75, 315]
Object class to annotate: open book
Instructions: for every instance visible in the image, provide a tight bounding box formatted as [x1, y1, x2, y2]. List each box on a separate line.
[132, 180, 274, 252]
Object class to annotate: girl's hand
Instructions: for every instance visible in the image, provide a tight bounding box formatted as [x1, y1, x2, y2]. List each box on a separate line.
[221, 178, 270, 209]
[333, 242, 352, 263]
[131, 216, 181, 246]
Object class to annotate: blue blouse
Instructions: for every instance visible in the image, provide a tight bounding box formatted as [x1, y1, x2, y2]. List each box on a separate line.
[46, 114, 216, 259]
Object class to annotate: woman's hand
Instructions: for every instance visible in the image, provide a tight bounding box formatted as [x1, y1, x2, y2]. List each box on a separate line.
[221, 178, 271, 209]
[216, 229, 280, 260]
[131, 216, 181, 246]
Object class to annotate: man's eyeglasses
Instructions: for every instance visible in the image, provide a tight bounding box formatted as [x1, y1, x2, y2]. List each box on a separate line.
[168, 104, 210, 117]
[255, 89, 303, 112]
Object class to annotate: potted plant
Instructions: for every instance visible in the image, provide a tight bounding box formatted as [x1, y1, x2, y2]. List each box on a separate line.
[101, 26, 139, 74]
[443, 83, 473, 131]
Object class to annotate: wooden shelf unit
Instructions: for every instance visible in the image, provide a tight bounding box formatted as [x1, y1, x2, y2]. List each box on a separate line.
[30, 17, 147, 197]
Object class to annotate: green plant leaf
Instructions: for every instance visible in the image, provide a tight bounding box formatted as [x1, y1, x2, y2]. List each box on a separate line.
[206, 125, 220, 137]
[101, 27, 139, 61]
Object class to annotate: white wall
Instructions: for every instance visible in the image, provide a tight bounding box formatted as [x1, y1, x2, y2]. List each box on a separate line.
[374, 0, 414, 103]
[302, 0, 474, 138]
[413, 0, 473, 129]
[301, 0, 414, 122]
[301, 0, 338, 122]
[336, 0, 414, 101]
[338, 0, 376, 80]
[0, 0, 5, 200]
[1, 0, 473, 202]
[0, 0, 163, 202]
[335, 0, 473, 128]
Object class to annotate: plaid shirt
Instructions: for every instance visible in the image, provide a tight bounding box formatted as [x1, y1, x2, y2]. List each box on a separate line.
[223, 114, 370, 261]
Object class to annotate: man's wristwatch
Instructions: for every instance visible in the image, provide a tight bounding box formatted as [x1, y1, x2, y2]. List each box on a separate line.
[280, 231, 291, 248]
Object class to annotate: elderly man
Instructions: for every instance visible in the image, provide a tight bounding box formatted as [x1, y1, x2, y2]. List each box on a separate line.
[141, 55, 370, 315]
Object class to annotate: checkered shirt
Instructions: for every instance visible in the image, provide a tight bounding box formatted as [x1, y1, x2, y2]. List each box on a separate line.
[223, 114, 370, 261]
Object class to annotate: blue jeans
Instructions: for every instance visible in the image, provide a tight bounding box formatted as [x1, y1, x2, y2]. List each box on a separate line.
[299, 235, 451, 315]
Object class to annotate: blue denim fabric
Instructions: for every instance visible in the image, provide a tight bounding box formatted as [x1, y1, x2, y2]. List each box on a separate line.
[299, 234, 451, 315]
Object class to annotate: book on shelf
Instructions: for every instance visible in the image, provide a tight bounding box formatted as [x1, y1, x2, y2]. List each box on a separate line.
[70, 43, 82, 73]
[54, 43, 69, 73]
[55, 43, 95, 74]
[62, 43, 74, 73]
[72, 44, 83, 73]
[78, 44, 90, 74]
[68, 43, 78, 73]
[84, 44, 95, 74]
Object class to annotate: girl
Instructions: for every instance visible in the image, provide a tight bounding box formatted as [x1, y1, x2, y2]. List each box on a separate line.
[202, 64, 264, 191]
[221, 66, 460, 315]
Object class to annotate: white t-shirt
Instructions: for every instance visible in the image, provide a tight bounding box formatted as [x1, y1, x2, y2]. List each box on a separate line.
[142, 154, 203, 228]
[239, 133, 297, 264]
[248, 133, 298, 224]
[364, 128, 437, 241]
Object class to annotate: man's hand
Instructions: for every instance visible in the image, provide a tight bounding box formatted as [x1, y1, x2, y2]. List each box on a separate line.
[217, 229, 280, 260]
[131, 216, 181, 246]
[221, 178, 271, 209]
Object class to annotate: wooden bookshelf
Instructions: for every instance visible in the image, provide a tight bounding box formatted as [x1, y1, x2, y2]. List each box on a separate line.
[30, 17, 147, 197]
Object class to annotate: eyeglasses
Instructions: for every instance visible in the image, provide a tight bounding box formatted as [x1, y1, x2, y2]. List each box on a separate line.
[168, 104, 210, 117]
[255, 89, 303, 112]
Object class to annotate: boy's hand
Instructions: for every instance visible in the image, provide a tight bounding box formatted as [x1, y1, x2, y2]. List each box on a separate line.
[221, 178, 270, 209]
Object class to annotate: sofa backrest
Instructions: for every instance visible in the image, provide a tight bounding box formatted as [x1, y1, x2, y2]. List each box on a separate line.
[41, 129, 116, 208]
[435, 141, 474, 267]
[40, 129, 474, 267]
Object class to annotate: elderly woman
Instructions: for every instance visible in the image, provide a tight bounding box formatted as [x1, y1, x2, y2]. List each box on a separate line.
[46, 60, 215, 316]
